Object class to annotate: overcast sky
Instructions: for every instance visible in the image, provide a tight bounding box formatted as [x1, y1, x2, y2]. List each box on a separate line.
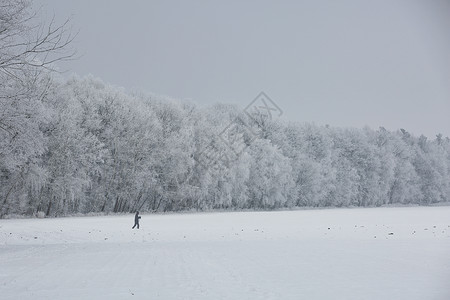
[35, 0, 450, 138]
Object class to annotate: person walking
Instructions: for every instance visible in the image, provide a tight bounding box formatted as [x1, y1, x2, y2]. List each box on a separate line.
[132, 211, 141, 229]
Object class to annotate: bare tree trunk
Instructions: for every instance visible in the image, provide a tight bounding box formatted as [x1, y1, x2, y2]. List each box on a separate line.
[46, 198, 53, 216]
[2, 182, 16, 209]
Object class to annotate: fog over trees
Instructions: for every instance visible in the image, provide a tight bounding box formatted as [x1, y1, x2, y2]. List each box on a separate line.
[1, 2, 449, 217]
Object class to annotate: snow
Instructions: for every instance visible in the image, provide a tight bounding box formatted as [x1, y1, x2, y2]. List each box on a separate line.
[1, 206, 450, 299]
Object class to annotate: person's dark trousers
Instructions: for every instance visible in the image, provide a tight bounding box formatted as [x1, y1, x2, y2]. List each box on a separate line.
[132, 222, 139, 229]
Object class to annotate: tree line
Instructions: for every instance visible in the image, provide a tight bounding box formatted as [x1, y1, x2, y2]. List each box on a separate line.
[1, 74, 449, 217]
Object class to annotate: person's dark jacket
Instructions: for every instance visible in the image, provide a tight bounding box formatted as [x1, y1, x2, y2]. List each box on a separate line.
[135, 212, 141, 223]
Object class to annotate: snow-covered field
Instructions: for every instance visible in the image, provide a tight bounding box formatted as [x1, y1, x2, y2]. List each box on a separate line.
[1, 207, 449, 300]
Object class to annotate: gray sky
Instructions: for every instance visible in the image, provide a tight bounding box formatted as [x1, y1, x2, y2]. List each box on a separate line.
[35, 0, 450, 138]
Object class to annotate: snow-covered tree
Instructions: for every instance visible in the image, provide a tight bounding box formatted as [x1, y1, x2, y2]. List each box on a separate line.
[247, 139, 294, 209]
[0, 1, 74, 217]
